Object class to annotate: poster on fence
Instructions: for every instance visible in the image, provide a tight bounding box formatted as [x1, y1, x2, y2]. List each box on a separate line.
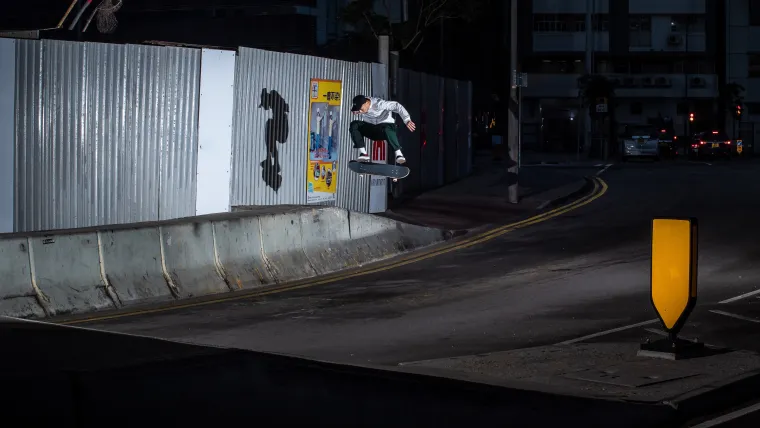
[307, 78, 342, 204]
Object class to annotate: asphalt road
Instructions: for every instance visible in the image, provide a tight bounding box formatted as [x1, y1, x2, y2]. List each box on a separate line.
[80, 158, 760, 369]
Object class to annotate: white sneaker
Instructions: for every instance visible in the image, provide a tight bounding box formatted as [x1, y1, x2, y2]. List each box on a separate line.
[357, 153, 370, 162]
[395, 155, 406, 164]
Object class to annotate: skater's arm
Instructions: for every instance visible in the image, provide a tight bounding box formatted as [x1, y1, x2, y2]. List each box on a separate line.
[374, 99, 412, 124]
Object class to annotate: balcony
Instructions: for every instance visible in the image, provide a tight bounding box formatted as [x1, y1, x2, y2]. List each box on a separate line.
[629, 0, 705, 14]
[533, 32, 609, 52]
[630, 32, 706, 52]
[521, 74, 717, 99]
[608, 74, 716, 98]
[533, 0, 609, 14]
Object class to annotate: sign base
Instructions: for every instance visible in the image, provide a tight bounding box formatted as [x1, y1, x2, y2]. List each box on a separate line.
[638, 336, 706, 361]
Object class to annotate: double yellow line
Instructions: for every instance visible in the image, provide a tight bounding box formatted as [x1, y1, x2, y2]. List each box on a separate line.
[61, 177, 608, 325]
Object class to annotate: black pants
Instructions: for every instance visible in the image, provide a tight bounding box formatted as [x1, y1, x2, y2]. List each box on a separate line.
[349, 121, 402, 152]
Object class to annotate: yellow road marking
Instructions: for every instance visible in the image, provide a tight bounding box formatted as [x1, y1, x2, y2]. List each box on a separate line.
[60, 177, 608, 325]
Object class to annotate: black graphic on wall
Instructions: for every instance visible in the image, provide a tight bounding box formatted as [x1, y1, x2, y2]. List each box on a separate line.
[259, 88, 290, 192]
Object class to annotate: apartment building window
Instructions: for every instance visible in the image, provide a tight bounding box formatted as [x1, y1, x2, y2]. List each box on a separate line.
[538, 60, 584, 73]
[629, 15, 652, 47]
[748, 54, 760, 77]
[594, 60, 612, 73]
[672, 60, 714, 74]
[533, 14, 585, 32]
[670, 15, 706, 33]
[592, 14, 609, 31]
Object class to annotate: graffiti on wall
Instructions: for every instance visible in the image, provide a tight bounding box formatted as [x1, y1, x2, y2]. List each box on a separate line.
[259, 88, 290, 192]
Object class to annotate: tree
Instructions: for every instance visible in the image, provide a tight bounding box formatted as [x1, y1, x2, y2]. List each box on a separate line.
[340, 0, 484, 54]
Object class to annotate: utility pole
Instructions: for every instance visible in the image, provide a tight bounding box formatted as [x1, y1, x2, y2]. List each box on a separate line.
[378, 35, 390, 79]
[584, 0, 593, 155]
[507, 0, 519, 204]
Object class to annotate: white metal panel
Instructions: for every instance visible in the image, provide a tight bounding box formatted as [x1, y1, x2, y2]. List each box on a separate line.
[196, 49, 236, 215]
[0, 38, 15, 233]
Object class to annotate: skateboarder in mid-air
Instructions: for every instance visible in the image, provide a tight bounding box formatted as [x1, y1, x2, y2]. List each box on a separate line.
[350, 95, 416, 164]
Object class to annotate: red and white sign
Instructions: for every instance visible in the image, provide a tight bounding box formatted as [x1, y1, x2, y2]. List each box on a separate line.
[371, 140, 387, 162]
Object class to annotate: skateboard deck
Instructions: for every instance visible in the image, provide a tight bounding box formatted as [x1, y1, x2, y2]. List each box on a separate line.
[348, 160, 410, 179]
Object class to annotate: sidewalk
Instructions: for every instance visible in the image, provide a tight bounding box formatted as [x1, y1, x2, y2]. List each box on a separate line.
[383, 151, 594, 231]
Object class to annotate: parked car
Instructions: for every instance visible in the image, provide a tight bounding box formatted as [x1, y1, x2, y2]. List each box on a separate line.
[622, 125, 660, 161]
[688, 130, 732, 160]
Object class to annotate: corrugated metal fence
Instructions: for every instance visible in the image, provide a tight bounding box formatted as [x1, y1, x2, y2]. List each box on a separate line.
[230, 47, 374, 212]
[395, 69, 472, 195]
[14, 39, 200, 232]
[7, 39, 471, 232]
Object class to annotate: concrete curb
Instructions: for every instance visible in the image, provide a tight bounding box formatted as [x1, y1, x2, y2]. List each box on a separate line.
[0, 207, 452, 319]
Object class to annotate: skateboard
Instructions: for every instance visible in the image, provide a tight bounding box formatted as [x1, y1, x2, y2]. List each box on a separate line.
[348, 160, 410, 181]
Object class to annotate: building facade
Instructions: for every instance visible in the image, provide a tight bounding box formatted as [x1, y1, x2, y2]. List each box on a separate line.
[516, 0, 725, 153]
[726, 0, 760, 147]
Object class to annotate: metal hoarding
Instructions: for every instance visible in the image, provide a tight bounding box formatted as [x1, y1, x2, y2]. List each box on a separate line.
[443, 77, 459, 183]
[421, 72, 443, 190]
[335, 61, 372, 212]
[396, 69, 423, 194]
[458, 80, 473, 178]
[13, 40, 201, 232]
[0, 38, 14, 233]
[231, 47, 370, 212]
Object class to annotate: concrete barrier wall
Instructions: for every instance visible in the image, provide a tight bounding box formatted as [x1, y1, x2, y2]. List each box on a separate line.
[0, 207, 451, 318]
[100, 228, 176, 307]
[212, 216, 275, 290]
[0, 238, 46, 318]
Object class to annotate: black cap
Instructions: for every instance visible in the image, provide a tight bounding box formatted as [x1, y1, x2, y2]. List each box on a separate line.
[351, 95, 368, 112]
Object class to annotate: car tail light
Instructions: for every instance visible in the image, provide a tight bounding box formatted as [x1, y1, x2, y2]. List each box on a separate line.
[691, 144, 698, 148]
[699, 141, 705, 145]
[725, 140, 731, 144]
[674, 136, 678, 140]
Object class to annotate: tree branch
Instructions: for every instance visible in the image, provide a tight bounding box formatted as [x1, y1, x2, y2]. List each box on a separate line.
[362, 11, 379, 39]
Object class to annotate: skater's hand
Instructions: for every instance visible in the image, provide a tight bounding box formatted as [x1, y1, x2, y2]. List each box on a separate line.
[406, 121, 416, 132]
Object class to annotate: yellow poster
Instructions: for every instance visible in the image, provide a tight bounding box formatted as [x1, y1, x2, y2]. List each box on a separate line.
[307, 78, 342, 204]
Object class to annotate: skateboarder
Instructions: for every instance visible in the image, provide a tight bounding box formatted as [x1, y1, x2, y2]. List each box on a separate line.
[350, 95, 416, 164]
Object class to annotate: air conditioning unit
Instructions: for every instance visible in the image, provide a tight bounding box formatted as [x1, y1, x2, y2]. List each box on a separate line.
[654, 77, 671, 87]
[641, 77, 654, 86]
[667, 34, 684, 45]
[690, 77, 707, 87]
